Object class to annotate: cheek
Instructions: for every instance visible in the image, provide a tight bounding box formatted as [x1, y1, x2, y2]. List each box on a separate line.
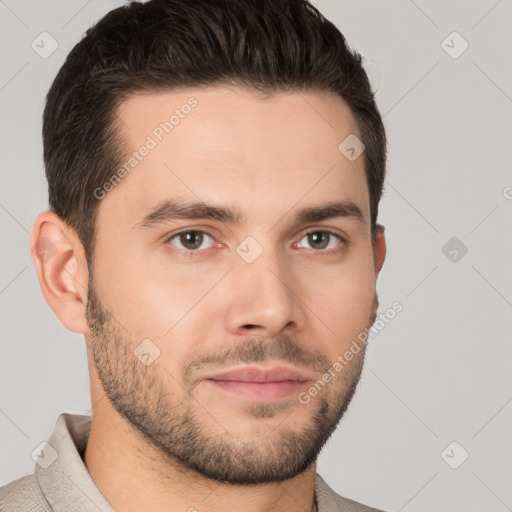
[304, 252, 376, 342]
[90, 240, 176, 337]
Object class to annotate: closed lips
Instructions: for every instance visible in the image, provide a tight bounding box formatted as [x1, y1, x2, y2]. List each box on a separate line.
[205, 366, 313, 383]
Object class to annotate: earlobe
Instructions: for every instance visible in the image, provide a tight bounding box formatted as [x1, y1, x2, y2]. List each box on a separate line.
[30, 211, 90, 334]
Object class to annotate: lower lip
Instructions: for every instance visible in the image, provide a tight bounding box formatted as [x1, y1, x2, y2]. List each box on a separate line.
[206, 379, 310, 401]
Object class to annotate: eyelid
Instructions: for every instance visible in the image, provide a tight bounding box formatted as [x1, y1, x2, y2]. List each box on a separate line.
[294, 228, 345, 251]
[296, 225, 346, 240]
[166, 228, 216, 248]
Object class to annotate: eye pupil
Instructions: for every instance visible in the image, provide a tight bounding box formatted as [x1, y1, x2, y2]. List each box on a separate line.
[181, 231, 203, 250]
[308, 232, 329, 250]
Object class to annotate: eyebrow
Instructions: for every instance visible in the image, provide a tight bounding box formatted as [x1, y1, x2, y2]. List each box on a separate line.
[135, 198, 365, 229]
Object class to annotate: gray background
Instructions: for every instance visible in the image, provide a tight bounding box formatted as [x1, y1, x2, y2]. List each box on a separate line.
[1, 1, 511, 511]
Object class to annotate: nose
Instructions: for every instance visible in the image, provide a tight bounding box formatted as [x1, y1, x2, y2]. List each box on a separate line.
[223, 244, 304, 338]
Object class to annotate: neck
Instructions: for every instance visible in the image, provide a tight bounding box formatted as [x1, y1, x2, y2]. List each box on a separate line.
[83, 398, 318, 512]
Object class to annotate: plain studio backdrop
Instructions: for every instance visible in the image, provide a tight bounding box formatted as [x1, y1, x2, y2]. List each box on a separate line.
[0, 1, 511, 511]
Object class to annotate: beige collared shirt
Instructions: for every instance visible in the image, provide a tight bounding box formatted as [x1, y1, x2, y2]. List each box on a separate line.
[0, 413, 384, 511]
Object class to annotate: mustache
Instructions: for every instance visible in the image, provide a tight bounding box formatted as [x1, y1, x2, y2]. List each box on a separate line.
[184, 334, 331, 379]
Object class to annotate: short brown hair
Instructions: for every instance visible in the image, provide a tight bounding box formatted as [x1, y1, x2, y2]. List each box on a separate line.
[43, 0, 386, 263]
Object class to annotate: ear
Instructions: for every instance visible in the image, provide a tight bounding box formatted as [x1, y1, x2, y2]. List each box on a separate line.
[372, 224, 386, 278]
[370, 224, 387, 320]
[30, 211, 90, 334]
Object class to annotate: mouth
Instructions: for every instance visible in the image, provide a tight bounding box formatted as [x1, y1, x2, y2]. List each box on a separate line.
[203, 366, 314, 402]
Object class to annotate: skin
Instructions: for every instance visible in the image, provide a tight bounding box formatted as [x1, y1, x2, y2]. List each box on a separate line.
[30, 85, 386, 512]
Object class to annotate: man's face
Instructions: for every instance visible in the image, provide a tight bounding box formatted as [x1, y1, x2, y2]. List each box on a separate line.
[86, 85, 382, 484]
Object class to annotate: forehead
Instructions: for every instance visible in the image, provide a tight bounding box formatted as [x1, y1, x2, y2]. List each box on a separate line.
[116, 85, 360, 153]
[99, 85, 370, 231]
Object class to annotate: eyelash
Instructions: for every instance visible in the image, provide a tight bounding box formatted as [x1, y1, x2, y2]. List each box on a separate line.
[165, 229, 346, 258]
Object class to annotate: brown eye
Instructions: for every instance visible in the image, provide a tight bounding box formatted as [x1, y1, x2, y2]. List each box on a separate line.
[297, 230, 343, 252]
[307, 232, 329, 250]
[168, 230, 214, 252]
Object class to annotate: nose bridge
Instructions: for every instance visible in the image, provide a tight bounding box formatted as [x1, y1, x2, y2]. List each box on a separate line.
[225, 234, 299, 334]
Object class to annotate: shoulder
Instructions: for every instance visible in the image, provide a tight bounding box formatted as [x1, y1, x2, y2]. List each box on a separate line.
[0, 474, 51, 511]
[316, 474, 386, 512]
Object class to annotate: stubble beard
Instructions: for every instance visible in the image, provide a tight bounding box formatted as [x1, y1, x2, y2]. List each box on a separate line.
[86, 278, 369, 485]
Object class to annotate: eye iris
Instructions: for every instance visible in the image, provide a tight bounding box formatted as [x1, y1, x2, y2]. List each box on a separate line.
[308, 232, 329, 250]
[180, 231, 203, 250]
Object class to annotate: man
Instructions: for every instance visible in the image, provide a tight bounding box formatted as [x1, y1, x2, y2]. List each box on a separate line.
[0, 0, 388, 511]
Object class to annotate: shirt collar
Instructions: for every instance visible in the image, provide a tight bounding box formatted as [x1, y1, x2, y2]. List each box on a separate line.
[35, 413, 335, 512]
[35, 413, 114, 512]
